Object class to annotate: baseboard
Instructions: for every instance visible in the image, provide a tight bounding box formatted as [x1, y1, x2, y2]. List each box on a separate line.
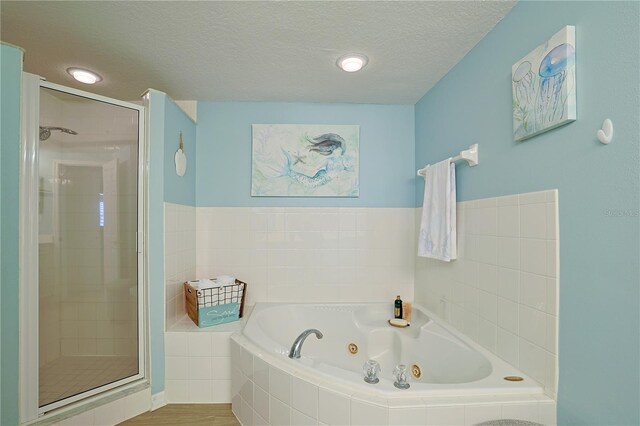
[151, 391, 167, 411]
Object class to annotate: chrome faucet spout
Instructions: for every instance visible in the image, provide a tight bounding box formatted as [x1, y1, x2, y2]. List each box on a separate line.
[288, 329, 323, 359]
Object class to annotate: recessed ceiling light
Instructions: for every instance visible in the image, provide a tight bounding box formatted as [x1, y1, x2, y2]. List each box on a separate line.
[66, 67, 102, 84]
[337, 54, 369, 73]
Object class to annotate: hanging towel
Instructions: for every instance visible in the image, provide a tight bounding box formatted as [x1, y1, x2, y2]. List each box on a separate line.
[417, 158, 457, 261]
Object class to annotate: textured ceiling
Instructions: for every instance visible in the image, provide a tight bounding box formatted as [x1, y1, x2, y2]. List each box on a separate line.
[1, 1, 516, 104]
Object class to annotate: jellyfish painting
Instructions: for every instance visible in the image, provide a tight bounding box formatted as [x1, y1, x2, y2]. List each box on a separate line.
[512, 60, 536, 133]
[536, 42, 575, 127]
[512, 26, 576, 141]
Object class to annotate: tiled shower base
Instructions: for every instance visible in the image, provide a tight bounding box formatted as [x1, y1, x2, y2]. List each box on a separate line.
[39, 356, 138, 407]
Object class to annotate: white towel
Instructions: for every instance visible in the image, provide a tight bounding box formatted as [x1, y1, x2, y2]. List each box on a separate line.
[190, 279, 221, 290]
[417, 159, 457, 261]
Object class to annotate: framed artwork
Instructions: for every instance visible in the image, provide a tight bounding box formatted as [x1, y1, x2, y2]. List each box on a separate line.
[251, 124, 359, 197]
[512, 25, 576, 141]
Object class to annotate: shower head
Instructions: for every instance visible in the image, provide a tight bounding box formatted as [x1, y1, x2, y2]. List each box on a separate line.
[39, 126, 78, 141]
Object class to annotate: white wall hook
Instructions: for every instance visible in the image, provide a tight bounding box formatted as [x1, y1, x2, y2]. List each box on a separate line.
[175, 131, 187, 176]
[597, 118, 613, 144]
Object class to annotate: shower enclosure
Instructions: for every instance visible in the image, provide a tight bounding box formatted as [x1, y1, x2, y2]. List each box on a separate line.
[19, 74, 147, 421]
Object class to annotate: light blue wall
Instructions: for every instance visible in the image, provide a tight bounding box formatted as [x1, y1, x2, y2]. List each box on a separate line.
[147, 90, 166, 395]
[415, 2, 639, 425]
[196, 102, 415, 207]
[149, 92, 197, 394]
[0, 43, 23, 426]
[164, 98, 196, 206]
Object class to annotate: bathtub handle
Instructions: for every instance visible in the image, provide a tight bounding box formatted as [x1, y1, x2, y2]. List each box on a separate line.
[393, 364, 410, 389]
[288, 329, 323, 359]
[363, 360, 381, 384]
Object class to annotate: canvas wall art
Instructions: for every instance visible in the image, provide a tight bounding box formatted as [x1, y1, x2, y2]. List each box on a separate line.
[512, 25, 576, 141]
[251, 124, 359, 197]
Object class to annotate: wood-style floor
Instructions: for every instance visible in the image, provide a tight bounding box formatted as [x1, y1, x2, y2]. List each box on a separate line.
[119, 404, 240, 426]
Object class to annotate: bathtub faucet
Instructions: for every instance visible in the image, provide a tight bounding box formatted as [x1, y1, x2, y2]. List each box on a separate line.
[288, 329, 323, 359]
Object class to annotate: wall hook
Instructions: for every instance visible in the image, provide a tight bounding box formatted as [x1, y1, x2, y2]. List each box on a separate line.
[597, 119, 613, 144]
[175, 131, 187, 176]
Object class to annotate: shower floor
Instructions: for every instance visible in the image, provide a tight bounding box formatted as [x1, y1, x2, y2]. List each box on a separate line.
[39, 356, 138, 407]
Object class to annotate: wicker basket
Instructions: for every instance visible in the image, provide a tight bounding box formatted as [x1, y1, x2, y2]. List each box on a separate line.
[184, 279, 247, 327]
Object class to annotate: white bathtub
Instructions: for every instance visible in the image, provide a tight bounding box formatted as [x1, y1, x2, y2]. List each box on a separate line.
[231, 303, 556, 425]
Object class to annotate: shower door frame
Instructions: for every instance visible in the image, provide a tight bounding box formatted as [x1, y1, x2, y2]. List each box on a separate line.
[19, 74, 149, 422]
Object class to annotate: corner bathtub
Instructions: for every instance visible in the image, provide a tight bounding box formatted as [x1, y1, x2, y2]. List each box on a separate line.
[231, 303, 556, 426]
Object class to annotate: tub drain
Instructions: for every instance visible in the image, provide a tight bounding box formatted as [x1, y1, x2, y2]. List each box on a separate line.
[504, 376, 524, 382]
[410, 364, 422, 380]
[348, 343, 358, 355]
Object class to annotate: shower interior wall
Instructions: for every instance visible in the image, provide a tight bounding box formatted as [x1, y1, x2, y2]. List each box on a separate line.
[38, 90, 139, 370]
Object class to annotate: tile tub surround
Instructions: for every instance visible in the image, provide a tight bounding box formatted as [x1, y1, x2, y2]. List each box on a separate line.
[230, 337, 556, 426]
[195, 207, 415, 305]
[415, 190, 559, 398]
[165, 331, 235, 403]
[164, 202, 197, 329]
[163, 293, 252, 405]
[162, 205, 413, 407]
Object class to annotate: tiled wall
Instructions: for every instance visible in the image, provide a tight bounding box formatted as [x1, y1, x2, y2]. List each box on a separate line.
[415, 190, 559, 398]
[164, 202, 197, 329]
[38, 89, 141, 360]
[58, 296, 137, 357]
[165, 331, 233, 403]
[195, 207, 415, 305]
[57, 164, 138, 357]
[40, 242, 60, 366]
[41, 162, 138, 358]
[167, 195, 558, 405]
[58, 165, 104, 289]
[164, 206, 415, 404]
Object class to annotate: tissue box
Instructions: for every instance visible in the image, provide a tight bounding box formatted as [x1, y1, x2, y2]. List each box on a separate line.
[184, 280, 247, 328]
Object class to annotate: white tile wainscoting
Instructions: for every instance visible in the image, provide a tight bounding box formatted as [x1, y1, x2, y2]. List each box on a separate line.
[415, 190, 559, 398]
[230, 338, 556, 426]
[164, 203, 197, 329]
[165, 331, 233, 403]
[164, 206, 416, 404]
[194, 207, 416, 305]
[166, 192, 559, 413]
[164, 312, 252, 403]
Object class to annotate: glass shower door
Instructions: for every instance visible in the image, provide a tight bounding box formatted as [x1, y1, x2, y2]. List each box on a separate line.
[38, 85, 142, 411]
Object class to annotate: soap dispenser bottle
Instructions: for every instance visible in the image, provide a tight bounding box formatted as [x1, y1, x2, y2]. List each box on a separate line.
[394, 295, 403, 319]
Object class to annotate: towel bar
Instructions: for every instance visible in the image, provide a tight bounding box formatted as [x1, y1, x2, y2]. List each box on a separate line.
[417, 143, 478, 177]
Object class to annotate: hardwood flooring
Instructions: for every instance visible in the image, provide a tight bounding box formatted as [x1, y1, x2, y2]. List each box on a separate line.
[119, 404, 240, 426]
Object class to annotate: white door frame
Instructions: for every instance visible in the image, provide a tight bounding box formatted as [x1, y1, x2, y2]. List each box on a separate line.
[19, 74, 149, 422]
